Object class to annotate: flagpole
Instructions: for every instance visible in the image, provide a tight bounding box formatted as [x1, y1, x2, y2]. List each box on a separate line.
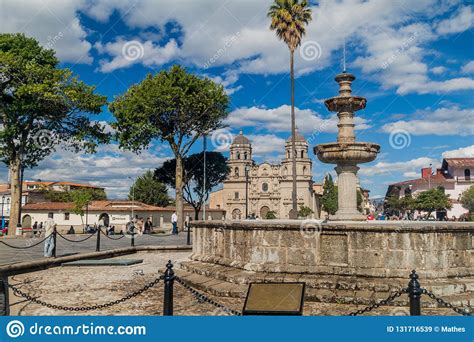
[203, 135, 207, 221]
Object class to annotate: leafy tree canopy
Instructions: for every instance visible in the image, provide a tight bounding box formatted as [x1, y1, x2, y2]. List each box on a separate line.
[155, 151, 229, 218]
[413, 187, 452, 216]
[460, 185, 474, 213]
[321, 174, 338, 215]
[44, 188, 107, 202]
[0, 33, 109, 168]
[298, 205, 313, 218]
[129, 170, 171, 207]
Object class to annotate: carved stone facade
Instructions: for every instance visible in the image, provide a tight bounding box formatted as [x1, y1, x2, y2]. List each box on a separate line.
[210, 131, 320, 219]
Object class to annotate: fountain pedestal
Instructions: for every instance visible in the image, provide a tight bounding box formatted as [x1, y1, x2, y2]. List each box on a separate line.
[314, 72, 380, 221]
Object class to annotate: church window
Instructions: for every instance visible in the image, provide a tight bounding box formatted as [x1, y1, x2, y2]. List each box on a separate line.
[244, 152, 247, 160]
[262, 183, 269, 192]
[303, 166, 307, 175]
[237, 152, 240, 159]
[301, 150, 304, 158]
[235, 167, 239, 177]
[234, 192, 239, 199]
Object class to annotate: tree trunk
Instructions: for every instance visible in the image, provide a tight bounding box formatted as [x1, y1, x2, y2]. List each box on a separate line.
[175, 155, 185, 231]
[194, 208, 200, 220]
[8, 157, 21, 236]
[290, 50, 298, 219]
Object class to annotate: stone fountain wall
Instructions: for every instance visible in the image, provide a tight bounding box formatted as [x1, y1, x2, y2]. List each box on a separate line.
[190, 220, 473, 279]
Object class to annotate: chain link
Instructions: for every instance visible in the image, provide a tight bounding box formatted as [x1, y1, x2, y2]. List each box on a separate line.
[348, 288, 408, 316]
[0, 235, 52, 249]
[100, 230, 126, 240]
[175, 276, 241, 316]
[421, 289, 472, 316]
[8, 277, 161, 312]
[56, 231, 96, 243]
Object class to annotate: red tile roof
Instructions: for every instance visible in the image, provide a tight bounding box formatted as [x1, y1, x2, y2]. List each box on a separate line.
[443, 158, 474, 168]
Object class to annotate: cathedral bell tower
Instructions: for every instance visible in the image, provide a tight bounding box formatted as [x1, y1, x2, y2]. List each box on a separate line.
[228, 131, 253, 180]
[282, 128, 312, 179]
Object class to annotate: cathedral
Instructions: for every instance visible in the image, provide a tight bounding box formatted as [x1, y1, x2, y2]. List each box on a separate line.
[209, 131, 321, 219]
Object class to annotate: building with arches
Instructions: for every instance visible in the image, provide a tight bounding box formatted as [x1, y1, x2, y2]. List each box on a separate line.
[209, 131, 321, 219]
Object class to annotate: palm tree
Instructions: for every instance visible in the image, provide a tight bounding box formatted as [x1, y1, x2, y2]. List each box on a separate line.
[268, 0, 312, 218]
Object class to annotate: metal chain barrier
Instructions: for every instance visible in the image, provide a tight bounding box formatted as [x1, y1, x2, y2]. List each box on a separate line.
[0, 235, 52, 249]
[56, 231, 96, 243]
[421, 288, 472, 316]
[100, 230, 126, 240]
[348, 288, 408, 316]
[8, 277, 162, 312]
[175, 276, 241, 316]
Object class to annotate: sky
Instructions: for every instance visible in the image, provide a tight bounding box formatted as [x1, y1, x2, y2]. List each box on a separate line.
[0, 0, 473, 199]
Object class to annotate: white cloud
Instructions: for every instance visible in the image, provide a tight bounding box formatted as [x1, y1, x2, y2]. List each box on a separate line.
[382, 107, 474, 136]
[461, 61, 474, 74]
[436, 5, 474, 35]
[23, 144, 171, 199]
[207, 70, 242, 95]
[430, 66, 447, 74]
[359, 157, 438, 177]
[247, 134, 286, 159]
[226, 105, 371, 135]
[442, 145, 474, 158]
[97, 38, 179, 72]
[1, 0, 93, 63]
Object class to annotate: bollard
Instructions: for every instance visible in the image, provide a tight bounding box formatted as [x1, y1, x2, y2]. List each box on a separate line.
[186, 221, 191, 246]
[96, 227, 101, 252]
[163, 260, 175, 316]
[52, 227, 57, 258]
[407, 270, 422, 316]
[0, 275, 9, 316]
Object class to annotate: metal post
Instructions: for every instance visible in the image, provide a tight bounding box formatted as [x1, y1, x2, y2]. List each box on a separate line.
[96, 226, 101, 252]
[1, 196, 4, 230]
[163, 260, 175, 316]
[203, 135, 207, 221]
[131, 231, 135, 247]
[52, 227, 57, 258]
[186, 221, 191, 246]
[407, 270, 422, 316]
[0, 275, 9, 316]
[245, 166, 249, 218]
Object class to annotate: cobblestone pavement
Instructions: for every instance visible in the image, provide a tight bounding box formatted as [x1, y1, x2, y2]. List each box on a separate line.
[8, 251, 458, 316]
[0, 233, 190, 266]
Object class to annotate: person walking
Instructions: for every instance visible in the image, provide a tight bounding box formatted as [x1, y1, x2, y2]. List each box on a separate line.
[43, 218, 55, 257]
[32, 221, 38, 236]
[171, 212, 178, 235]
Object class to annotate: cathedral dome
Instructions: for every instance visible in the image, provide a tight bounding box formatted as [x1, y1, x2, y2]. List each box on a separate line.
[232, 130, 250, 145]
[286, 129, 306, 143]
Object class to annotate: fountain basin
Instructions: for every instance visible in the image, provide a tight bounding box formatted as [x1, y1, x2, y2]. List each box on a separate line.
[314, 142, 380, 164]
[325, 96, 366, 112]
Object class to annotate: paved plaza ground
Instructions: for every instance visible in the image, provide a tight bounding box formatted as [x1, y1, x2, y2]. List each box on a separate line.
[0, 233, 190, 266]
[7, 251, 458, 316]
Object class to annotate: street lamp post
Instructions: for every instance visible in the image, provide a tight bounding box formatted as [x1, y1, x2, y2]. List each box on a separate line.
[245, 165, 250, 219]
[1, 196, 5, 229]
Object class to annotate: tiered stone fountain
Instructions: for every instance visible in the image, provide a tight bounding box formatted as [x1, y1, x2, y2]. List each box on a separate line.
[314, 72, 380, 221]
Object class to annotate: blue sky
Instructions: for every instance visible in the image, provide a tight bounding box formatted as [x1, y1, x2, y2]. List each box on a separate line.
[1, 0, 473, 198]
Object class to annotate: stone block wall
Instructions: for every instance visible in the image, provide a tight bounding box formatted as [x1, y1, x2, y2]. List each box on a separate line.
[190, 220, 474, 279]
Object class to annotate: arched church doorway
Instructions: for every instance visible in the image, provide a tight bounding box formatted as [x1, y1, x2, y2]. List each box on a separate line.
[22, 214, 32, 228]
[260, 206, 270, 219]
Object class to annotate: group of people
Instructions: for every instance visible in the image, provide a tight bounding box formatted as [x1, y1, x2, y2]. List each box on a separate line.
[126, 217, 154, 235]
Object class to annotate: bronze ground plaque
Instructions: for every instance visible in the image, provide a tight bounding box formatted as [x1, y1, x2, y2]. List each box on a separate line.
[242, 282, 305, 315]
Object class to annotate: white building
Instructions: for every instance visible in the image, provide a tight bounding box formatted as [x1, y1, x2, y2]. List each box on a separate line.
[385, 158, 473, 219]
[209, 131, 321, 219]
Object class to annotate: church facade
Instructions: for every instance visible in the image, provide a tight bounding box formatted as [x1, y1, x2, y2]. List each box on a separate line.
[209, 131, 321, 219]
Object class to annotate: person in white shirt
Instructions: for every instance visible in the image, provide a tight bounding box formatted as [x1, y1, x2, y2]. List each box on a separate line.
[171, 212, 178, 234]
[43, 218, 55, 257]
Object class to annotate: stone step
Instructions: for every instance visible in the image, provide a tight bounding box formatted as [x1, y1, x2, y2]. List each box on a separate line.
[180, 261, 474, 308]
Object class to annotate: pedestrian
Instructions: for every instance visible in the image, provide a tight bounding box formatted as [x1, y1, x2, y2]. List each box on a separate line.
[32, 221, 38, 236]
[43, 218, 55, 257]
[171, 212, 178, 234]
[67, 225, 75, 234]
[144, 217, 152, 234]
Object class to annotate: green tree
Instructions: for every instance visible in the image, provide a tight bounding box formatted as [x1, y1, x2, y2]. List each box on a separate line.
[413, 188, 452, 218]
[129, 170, 171, 207]
[155, 151, 229, 219]
[70, 189, 94, 228]
[321, 174, 338, 216]
[384, 194, 414, 216]
[0, 34, 108, 234]
[298, 205, 313, 218]
[265, 211, 277, 219]
[110, 65, 229, 230]
[460, 185, 474, 214]
[268, 0, 312, 218]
